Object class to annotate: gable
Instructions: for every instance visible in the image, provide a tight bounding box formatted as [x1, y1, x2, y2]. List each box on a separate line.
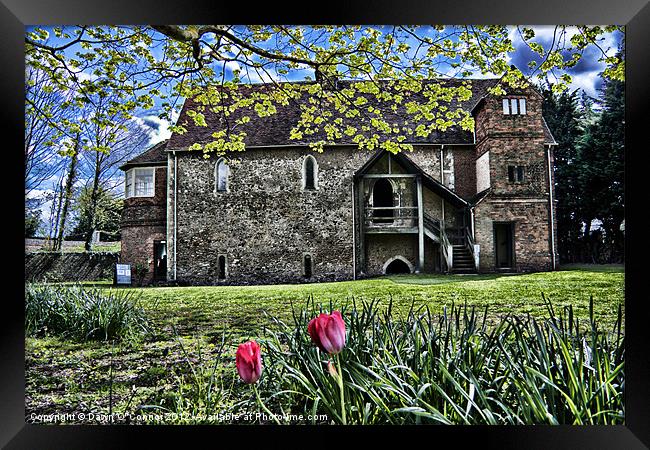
[120, 139, 168, 171]
[354, 150, 468, 209]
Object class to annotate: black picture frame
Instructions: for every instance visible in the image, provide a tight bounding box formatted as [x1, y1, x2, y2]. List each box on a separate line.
[4, 1, 648, 448]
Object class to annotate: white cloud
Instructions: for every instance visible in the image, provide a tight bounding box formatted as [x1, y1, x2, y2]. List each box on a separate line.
[242, 66, 281, 84]
[225, 60, 241, 73]
[132, 108, 180, 146]
[567, 70, 601, 97]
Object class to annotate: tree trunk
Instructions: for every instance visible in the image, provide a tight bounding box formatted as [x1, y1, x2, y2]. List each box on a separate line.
[84, 161, 102, 252]
[55, 136, 80, 252]
[48, 178, 64, 250]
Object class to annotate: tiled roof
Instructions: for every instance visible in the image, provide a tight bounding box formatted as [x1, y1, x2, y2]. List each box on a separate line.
[542, 117, 558, 145]
[166, 78, 506, 150]
[120, 139, 168, 170]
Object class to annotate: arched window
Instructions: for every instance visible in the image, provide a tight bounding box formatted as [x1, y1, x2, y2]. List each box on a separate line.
[303, 156, 317, 190]
[215, 158, 229, 192]
[372, 178, 395, 224]
[303, 254, 313, 278]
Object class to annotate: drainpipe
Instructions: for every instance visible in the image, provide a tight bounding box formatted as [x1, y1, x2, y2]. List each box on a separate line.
[546, 145, 557, 270]
[440, 145, 445, 227]
[173, 151, 178, 280]
[351, 180, 356, 280]
[470, 207, 475, 240]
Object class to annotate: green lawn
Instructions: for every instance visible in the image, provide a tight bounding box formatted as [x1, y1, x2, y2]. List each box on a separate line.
[135, 265, 624, 336]
[25, 265, 624, 424]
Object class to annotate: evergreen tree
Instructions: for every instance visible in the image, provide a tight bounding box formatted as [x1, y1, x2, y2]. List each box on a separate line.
[586, 77, 625, 262]
[542, 87, 583, 262]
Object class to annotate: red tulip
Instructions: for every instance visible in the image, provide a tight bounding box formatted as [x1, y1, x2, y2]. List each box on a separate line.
[308, 310, 346, 354]
[236, 340, 262, 384]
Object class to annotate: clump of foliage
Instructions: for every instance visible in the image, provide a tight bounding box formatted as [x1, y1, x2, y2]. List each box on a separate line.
[148, 295, 624, 425]
[133, 262, 149, 287]
[260, 296, 624, 425]
[25, 283, 150, 341]
[137, 329, 242, 424]
[543, 72, 624, 264]
[25, 25, 624, 158]
[70, 185, 123, 242]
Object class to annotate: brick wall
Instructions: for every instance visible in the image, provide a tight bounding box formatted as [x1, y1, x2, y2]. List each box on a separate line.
[120, 165, 167, 285]
[452, 147, 477, 199]
[474, 199, 553, 272]
[471, 84, 556, 272]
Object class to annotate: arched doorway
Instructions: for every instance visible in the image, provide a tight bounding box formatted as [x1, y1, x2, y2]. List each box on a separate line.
[385, 258, 412, 274]
[373, 178, 394, 224]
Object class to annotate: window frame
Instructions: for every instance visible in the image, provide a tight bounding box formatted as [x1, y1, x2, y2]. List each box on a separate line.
[518, 98, 527, 115]
[303, 253, 313, 278]
[125, 167, 156, 198]
[510, 98, 519, 115]
[302, 155, 319, 191]
[502, 97, 527, 116]
[215, 158, 229, 193]
[217, 254, 228, 280]
[507, 165, 526, 183]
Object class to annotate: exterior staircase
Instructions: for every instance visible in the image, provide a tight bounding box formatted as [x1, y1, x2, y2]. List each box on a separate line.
[422, 212, 478, 274]
[451, 245, 477, 273]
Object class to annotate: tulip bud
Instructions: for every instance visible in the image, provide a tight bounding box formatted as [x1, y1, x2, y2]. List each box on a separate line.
[307, 310, 346, 355]
[236, 340, 262, 384]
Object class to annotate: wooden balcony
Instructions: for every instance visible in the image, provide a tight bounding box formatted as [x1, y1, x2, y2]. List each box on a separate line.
[363, 206, 419, 233]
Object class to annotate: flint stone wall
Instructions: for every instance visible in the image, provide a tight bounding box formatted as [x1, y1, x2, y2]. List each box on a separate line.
[170, 147, 372, 285]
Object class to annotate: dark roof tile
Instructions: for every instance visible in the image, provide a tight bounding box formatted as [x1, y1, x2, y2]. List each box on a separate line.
[120, 139, 168, 170]
[166, 79, 503, 150]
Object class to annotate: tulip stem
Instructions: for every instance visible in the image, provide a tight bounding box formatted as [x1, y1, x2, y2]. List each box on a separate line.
[253, 384, 282, 425]
[336, 354, 347, 425]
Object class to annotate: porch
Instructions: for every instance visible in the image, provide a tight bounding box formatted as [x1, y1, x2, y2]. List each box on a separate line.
[353, 152, 478, 275]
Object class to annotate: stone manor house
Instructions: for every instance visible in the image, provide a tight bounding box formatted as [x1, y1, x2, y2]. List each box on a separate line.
[120, 78, 558, 285]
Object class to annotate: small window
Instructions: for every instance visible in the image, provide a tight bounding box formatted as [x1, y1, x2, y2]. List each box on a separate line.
[510, 98, 518, 115]
[502, 97, 527, 116]
[508, 165, 525, 183]
[217, 254, 227, 280]
[125, 168, 155, 198]
[303, 254, 313, 278]
[518, 98, 527, 115]
[215, 159, 229, 192]
[135, 168, 155, 196]
[303, 156, 317, 190]
[502, 99, 510, 115]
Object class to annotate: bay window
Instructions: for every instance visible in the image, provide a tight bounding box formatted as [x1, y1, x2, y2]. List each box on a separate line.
[125, 167, 155, 198]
